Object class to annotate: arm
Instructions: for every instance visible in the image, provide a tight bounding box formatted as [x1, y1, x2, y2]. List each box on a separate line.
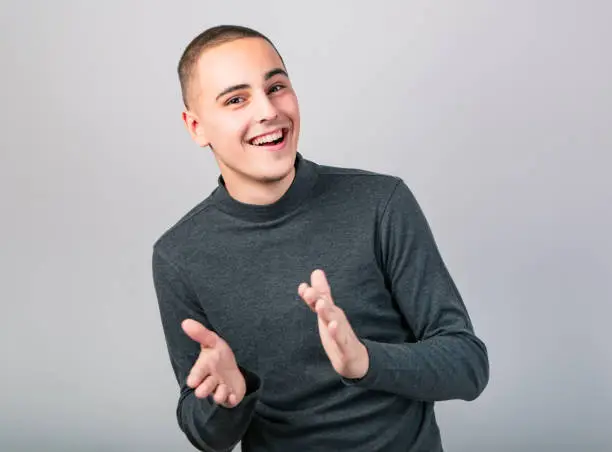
[152, 246, 261, 452]
[343, 178, 489, 402]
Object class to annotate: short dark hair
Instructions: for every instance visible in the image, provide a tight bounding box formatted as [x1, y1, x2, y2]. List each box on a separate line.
[177, 25, 285, 108]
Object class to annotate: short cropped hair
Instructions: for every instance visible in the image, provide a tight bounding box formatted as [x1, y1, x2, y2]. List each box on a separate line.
[177, 24, 285, 108]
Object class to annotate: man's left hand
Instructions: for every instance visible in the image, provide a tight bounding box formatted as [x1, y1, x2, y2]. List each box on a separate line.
[298, 269, 369, 380]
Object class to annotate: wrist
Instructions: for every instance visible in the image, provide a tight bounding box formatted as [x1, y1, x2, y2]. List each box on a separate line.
[350, 341, 370, 380]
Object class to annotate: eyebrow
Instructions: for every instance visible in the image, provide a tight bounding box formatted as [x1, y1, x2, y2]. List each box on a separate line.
[215, 68, 289, 101]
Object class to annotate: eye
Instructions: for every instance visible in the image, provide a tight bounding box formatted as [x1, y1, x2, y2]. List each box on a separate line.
[225, 96, 245, 106]
[268, 84, 285, 94]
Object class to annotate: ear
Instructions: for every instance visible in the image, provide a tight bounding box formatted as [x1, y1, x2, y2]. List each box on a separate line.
[182, 110, 210, 147]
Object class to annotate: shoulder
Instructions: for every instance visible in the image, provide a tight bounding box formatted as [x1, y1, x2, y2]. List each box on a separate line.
[152, 191, 218, 260]
[316, 159, 402, 189]
[312, 158, 405, 206]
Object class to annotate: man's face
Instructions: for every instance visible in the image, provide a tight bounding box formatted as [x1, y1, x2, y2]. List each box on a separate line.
[183, 37, 300, 186]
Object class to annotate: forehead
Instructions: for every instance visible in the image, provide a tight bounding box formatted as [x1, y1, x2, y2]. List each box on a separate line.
[194, 37, 285, 96]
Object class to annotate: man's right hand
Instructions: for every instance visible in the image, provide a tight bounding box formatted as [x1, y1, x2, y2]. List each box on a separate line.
[181, 319, 246, 408]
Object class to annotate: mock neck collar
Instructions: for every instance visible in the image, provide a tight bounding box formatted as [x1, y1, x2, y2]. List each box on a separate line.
[210, 152, 318, 223]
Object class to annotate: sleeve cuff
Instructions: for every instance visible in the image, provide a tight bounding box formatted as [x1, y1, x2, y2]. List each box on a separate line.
[239, 366, 261, 396]
[340, 339, 383, 388]
[210, 366, 261, 413]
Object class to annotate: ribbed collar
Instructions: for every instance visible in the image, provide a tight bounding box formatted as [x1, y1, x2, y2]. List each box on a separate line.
[210, 152, 318, 223]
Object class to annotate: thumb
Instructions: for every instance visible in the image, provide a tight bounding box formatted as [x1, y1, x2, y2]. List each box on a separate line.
[181, 318, 217, 348]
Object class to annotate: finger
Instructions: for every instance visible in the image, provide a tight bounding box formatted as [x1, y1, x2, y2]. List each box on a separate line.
[317, 313, 344, 360]
[316, 302, 352, 354]
[315, 297, 338, 324]
[194, 375, 219, 399]
[213, 383, 230, 405]
[227, 393, 238, 407]
[186, 353, 211, 388]
[311, 269, 332, 301]
[182, 319, 218, 348]
[298, 285, 320, 311]
[297, 282, 309, 298]
[328, 320, 342, 343]
[327, 318, 352, 354]
[187, 367, 208, 389]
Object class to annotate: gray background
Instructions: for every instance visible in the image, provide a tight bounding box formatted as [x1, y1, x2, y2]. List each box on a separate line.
[1, 1, 610, 451]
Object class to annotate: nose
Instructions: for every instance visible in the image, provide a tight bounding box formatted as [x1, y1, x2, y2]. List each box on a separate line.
[254, 92, 278, 123]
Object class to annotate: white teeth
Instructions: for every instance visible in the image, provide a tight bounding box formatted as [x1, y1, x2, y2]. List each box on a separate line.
[251, 129, 283, 145]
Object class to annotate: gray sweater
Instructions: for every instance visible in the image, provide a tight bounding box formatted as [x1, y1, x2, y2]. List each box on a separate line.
[152, 153, 489, 452]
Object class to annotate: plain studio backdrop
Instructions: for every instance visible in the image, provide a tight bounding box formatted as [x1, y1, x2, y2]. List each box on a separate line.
[1, 1, 610, 451]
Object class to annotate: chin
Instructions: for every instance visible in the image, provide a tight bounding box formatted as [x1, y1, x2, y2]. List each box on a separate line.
[258, 167, 294, 184]
[257, 151, 296, 180]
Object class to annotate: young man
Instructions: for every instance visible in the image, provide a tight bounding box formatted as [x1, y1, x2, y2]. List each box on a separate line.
[152, 25, 489, 452]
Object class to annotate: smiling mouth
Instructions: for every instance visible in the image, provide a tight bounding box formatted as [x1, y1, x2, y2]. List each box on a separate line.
[247, 128, 288, 147]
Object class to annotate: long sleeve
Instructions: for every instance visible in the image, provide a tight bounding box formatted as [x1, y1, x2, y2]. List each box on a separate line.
[152, 246, 261, 452]
[343, 178, 489, 402]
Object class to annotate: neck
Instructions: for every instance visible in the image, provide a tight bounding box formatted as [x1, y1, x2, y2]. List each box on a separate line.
[220, 166, 296, 206]
[210, 152, 317, 223]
